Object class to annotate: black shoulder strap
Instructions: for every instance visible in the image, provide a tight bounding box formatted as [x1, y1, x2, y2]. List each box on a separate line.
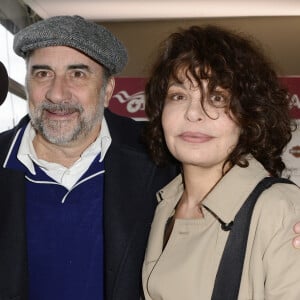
[211, 177, 293, 300]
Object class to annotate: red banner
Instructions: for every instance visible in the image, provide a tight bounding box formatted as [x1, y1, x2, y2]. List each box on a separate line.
[110, 77, 147, 120]
[111, 77, 300, 120]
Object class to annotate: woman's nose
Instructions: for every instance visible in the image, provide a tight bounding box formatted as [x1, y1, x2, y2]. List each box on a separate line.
[185, 99, 204, 122]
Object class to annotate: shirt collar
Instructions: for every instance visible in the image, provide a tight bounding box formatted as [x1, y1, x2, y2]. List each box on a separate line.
[202, 158, 269, 224]
[156, 157, 269, 224]
[15, 117, 111, 175]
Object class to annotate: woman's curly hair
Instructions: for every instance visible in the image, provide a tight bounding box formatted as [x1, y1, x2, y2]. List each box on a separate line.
[144, 25, 294, 177]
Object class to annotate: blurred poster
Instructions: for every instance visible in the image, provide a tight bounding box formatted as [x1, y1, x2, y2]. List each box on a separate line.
[110, 77, 147, 120]
[282, 119, 300, 185]
[280, 76, 300, 185]
[279, 76, 300, 119]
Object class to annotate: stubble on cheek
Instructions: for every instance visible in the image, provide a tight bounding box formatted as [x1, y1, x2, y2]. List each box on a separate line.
[29, 102, 83, 144]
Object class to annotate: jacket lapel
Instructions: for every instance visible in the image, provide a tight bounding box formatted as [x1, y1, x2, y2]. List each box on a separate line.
[104, 141, 157, 299]
[0, 168, 28, 299]
[0, 116, 31, 299]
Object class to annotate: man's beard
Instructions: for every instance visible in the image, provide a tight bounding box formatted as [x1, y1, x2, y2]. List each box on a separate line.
[29, 101, 103, 145]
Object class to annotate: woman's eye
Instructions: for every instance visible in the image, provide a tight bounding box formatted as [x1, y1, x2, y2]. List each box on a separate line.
[167, 93, 186, 101]
[211, 94, 224, 102]
[210, 93, 228, 107]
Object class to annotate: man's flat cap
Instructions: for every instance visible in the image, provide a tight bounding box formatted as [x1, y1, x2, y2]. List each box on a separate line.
[0, 61, 8, 106]
[13, 15, 128, 75]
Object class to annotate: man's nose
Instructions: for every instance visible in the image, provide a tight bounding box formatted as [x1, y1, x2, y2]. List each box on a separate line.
[45, 75, 71, 103]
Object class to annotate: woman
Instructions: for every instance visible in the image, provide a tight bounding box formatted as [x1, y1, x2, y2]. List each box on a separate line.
[142, 25, 300, 299]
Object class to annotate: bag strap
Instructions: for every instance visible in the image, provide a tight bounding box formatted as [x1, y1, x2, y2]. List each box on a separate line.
[211, 177, 293, 300]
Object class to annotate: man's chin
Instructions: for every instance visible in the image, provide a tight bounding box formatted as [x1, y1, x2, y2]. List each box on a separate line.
[40, 127, 80, 145]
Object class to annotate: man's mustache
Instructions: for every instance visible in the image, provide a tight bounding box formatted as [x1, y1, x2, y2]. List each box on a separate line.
[39, 102, 83, 114]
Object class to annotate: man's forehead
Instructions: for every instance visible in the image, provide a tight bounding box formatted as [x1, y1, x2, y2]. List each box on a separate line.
[27, 46, 104, 70]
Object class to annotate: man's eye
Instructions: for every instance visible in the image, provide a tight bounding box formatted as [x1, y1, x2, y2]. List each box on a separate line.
[34, 70, 50, 78]
[72, 70, 85, 78]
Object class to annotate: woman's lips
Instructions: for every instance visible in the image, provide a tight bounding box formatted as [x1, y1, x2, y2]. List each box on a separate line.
[289, 145, 300, 158]
[179, 131, 213, 143]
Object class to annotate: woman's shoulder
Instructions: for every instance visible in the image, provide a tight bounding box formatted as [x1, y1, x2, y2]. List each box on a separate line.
[252, 180, 300, 233]
[258, 180, 300, 212]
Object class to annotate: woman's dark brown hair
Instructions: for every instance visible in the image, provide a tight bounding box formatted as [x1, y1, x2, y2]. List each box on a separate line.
[144, 25, 294, 177]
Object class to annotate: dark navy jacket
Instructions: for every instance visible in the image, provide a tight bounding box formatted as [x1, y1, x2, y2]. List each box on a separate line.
[0, 109, 178, 300]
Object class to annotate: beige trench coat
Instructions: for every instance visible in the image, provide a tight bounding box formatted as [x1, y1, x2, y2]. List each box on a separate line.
[143, 158, 300, 300]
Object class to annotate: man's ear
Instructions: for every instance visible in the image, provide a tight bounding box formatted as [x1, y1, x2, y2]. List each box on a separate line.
[104, 77, 115, 108]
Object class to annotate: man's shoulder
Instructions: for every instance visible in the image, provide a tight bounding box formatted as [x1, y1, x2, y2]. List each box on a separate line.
[0, 115, 29, 163]
[104, 109, 145, 131]
[104, 109, 146, 148]
[0, 115, 29, 139]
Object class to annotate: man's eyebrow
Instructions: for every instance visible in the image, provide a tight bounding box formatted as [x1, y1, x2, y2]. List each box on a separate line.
[30, 65, 52, 73]
[30, 64, 91, 72]
[67, 64, 90, 71]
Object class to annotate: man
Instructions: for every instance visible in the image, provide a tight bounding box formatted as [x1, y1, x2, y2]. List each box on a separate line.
[0, 15, 177, 300]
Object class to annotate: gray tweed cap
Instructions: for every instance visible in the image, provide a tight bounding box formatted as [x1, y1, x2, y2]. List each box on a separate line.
[13, 15, 128, 75]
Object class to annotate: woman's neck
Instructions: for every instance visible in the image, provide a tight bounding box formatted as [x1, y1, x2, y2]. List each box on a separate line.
[174, 164, 224, 219]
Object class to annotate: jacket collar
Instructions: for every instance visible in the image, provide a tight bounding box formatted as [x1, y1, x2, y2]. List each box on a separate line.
[156, 157, 269, 225]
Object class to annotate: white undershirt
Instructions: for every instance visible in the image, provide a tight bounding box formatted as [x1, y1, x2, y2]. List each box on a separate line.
[16, 118, 111, 190]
